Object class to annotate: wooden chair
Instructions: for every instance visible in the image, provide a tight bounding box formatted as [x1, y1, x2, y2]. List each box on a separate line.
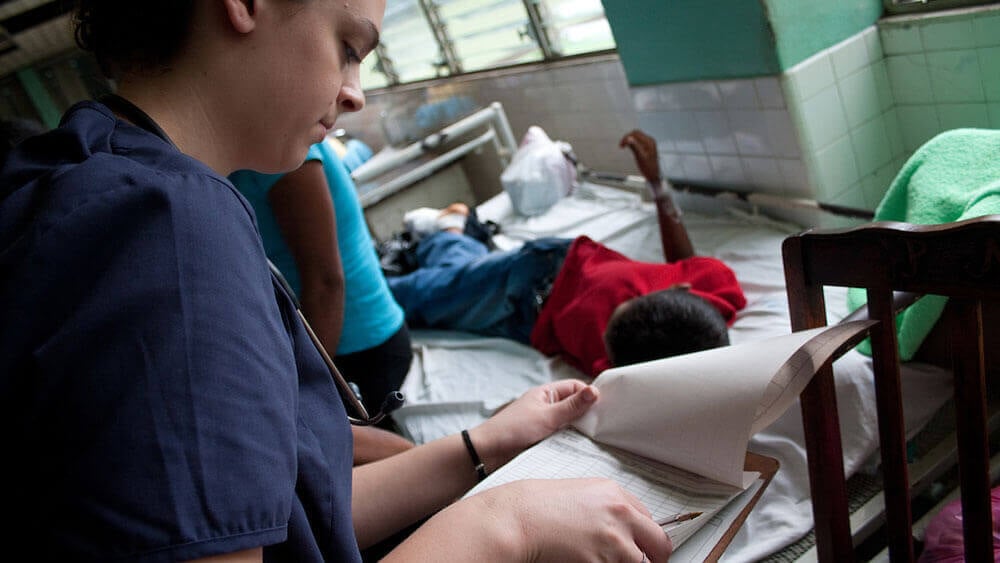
[781, 215, 1000, 562]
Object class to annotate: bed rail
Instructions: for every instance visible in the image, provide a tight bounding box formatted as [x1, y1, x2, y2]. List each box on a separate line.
[352, 101, 518, 186]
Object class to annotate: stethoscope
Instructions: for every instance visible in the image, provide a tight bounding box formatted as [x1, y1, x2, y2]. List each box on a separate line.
[100, 93, 404, 426]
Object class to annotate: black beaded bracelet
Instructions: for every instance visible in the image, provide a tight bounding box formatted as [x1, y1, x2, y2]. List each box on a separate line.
[461, 429, 488, 481]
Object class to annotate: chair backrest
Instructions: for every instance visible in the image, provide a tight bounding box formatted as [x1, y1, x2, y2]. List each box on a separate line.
[781, 214, 1000, 562]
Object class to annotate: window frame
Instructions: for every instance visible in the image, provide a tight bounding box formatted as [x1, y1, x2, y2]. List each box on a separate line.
[370, 0, 616, 87]
[883, 0, 999, 15]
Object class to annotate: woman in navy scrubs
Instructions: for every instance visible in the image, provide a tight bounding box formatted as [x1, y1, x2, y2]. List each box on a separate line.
[0, 1, 673, 561]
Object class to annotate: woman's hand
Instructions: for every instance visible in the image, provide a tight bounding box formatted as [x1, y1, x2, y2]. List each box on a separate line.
[470, 379, 598, 472]
[388, 477, 673, 562]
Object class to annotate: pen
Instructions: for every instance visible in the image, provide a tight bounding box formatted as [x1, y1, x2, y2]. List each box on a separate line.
[657, 511, 702, 526]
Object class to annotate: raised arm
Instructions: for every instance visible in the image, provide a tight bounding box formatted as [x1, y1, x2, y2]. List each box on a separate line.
[619, 130, 695, 262]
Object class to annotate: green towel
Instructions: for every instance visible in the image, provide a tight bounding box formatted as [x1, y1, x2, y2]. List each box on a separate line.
[846, 128, 1000, 360]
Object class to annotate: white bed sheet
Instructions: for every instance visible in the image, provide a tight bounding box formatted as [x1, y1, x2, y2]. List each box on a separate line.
[389, 182, 953, 562]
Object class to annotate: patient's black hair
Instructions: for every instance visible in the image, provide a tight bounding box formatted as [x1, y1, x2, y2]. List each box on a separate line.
[604, 288, 730, 368]
[74, 0, 196, 78]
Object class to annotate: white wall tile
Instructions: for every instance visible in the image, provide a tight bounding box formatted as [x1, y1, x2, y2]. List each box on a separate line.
[864, 26, 883, 63]
[880, 24, 924, 55]
[850, 117, 892, 177]
[798, 87, 849, 154]
[678, 154, 713, 182]
[896, 104, 942, 152]
[600, 79, 637, 113]
[742, 157, 783, 188]
[838, 65, 882, 128]
[830, 183, 868, 212]
[777, 158, 811, 193]
[926, 50, 985, 103]
[660, 81, 723, 110]
[979, 46, 1000, 102]
[830, 32, 872, 80]
[708, 155, 747, 185]
[920, 18, 977, 51]
[695, 111, 738, 155]
[861, 160, 904, 209]
[765, 109, 800, 158]
[728, 110, 771, 156]
[637, 112, 682, 152]
[754, 77, 785, 109]
[873, 60, 894, 111]
[632, 87, 662, 112]
[990, 103, 1000, 128]
[785, 53, 836, 101]
[662, 111, 706, 154]
[659, 152, 684, 177]
[814, 136, 860, 199]
[884, 108, 905, 158]
[718, 79, 760, 110]
[973, 13, 1000, 47]
[936, 103, 991, 130]
[886, 54, 934, 105]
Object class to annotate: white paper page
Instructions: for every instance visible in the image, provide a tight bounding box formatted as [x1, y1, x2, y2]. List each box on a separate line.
[464, 429, 747, 549]
[669, 478, 765, 562]
[573, 321, 873, 488]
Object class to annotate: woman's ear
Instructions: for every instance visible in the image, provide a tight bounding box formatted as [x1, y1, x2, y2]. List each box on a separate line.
[222, 0, 257, 34]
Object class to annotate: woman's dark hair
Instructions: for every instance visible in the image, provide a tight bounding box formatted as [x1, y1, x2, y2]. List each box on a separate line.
[604, 288, 730, 368]
[74, 0, 196, 78]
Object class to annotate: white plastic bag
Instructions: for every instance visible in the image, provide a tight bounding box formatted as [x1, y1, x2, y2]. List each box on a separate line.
[500, 126, 577, 216]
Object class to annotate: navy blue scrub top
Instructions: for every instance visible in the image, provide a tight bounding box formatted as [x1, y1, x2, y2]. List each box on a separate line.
[0, 102, 360, 562]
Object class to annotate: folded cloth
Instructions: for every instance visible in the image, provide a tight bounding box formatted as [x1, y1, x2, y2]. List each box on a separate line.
[847, 128, 1000, 359]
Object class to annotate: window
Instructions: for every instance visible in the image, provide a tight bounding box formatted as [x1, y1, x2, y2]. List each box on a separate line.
[369, 0, 617, 87]
[542, 0, 616, 57]
[884, 0, 999, 14]
[436, 0, 543, 73]
[378, 0, 449, 83]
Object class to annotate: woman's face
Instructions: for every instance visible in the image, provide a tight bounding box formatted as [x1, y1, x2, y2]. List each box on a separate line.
[242, 0, 385, 173]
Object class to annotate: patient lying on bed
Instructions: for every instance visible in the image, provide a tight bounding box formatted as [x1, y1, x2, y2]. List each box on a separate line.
[387, 130, 747, 377]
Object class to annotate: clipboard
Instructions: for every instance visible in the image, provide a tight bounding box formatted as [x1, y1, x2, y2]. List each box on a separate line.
[671, 451, 780, 562]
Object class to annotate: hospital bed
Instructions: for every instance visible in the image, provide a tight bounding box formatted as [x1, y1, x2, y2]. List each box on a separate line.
[354, 104, 958, 561]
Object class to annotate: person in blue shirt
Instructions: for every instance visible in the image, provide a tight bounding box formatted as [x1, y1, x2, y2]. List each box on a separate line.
[230, 139, 415, 464]
[0, 1, 673, 561]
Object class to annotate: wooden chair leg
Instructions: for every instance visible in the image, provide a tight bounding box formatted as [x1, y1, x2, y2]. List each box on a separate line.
[950, 298, 994, 562]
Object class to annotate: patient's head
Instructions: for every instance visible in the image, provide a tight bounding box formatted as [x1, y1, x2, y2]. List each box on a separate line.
[603, 287, 730, 368]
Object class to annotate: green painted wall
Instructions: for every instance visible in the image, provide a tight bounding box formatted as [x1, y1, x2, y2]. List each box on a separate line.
[602, 0, 884, 85]
[601, 0, 779, 85]
[764, 0, 883, 69]
[17, 68, 61, 128]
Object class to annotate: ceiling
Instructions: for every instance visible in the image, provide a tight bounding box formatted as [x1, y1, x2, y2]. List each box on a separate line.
[0, 0, 77, 79]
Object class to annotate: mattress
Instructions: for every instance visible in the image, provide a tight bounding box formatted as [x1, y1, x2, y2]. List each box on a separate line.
[388, 181, 953, 561]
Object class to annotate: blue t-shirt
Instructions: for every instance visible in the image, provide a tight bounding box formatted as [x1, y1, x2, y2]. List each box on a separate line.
[0, 101, 359, 562]
[229, 139, 403, 354]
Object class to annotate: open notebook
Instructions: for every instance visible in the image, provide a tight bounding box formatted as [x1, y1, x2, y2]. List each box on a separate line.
[464, 320, 872, 561]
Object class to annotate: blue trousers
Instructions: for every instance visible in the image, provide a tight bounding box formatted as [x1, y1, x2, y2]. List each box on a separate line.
[387, 232, 571, 343]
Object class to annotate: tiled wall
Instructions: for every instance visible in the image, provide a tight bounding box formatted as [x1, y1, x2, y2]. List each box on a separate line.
[341, 5, 1000, 227]
[629, 77, 807, 198]
[781, 26, 906, 215]
[336, 55, 641, 176]
[772, 5, 1000, 224]
[880, 7, 1000, 151]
